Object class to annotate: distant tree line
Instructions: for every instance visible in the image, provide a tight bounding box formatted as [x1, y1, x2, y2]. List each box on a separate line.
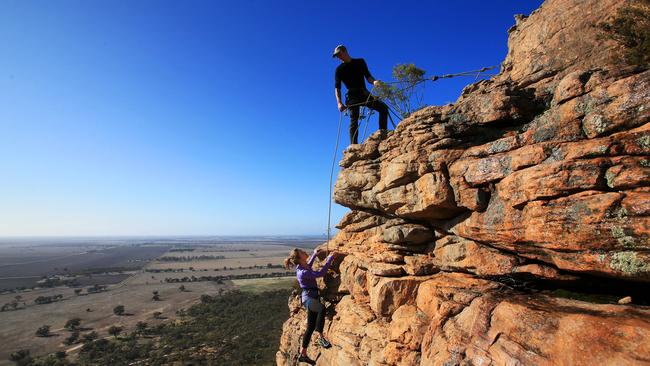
[156, 255, 226, 262]
[145, 263, 283, 273]
[34, 294, 64, 305]
[86, 284, 108, 294]
[164, 271, 293, 283]
[38, 278, 78, 288]
[1, 296, 25, 312]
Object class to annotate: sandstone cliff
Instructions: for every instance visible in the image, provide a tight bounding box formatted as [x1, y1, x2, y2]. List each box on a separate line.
[279, 0, 650, 365]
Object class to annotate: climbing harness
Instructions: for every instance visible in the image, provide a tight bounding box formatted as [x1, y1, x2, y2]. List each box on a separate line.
[324, 65, 498, 254]
[358, 85, 377, 142]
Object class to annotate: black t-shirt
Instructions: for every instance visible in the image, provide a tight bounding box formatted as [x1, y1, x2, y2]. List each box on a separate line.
[335, 58, 372, 91]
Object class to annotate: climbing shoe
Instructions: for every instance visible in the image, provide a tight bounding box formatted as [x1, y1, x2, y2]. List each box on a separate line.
[318, 337, 332, 349]
[298, 354, 316, 365]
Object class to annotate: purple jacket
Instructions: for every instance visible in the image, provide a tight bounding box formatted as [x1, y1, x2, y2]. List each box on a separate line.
[296, 250, 334, 303]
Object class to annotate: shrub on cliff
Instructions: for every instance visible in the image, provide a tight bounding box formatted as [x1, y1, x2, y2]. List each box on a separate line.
[598, 0, 650, 66]
[374, 63, 427, 118]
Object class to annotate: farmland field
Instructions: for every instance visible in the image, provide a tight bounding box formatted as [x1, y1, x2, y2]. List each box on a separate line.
[0, 236, 321, 365]
[0, 243, 170, 291]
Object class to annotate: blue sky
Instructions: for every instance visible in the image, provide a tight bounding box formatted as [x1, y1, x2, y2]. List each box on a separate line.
[0, 0, 543, 236]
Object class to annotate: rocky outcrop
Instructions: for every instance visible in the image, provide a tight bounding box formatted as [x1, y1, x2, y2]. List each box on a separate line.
[278, 0, 650, 364]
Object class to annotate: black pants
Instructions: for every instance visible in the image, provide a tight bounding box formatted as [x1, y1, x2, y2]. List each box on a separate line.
[302, 297, 325, 348]
[347, 91, 388, 145]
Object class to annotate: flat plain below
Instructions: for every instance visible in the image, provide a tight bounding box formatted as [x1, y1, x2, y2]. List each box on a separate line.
[0, 237, 319, 364]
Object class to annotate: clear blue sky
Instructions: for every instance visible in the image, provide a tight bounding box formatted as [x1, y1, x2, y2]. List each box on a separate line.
[0, 0, 543, 236]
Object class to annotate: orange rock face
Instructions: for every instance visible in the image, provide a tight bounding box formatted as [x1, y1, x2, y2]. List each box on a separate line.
[278, 0, 650, 364]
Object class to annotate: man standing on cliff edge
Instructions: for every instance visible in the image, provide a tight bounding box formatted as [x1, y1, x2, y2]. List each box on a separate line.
[333, 45, 389, 145]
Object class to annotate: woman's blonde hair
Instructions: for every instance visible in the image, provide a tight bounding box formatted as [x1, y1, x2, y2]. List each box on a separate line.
[284, 248, 303, 269]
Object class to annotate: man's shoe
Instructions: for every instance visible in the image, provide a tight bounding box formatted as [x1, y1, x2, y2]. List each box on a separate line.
[318, 337, 332, 349]
[298, 354, 316, 365]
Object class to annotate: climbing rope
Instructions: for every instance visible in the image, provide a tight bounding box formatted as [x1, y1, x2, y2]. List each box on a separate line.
[326, 112, 344, 255]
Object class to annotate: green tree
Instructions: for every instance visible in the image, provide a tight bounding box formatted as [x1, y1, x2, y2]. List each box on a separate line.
[107, 325, 123, 337]
[35, 325, 51, 337]
[63, 331, 80, 345]
[9, 349, 32, 366]
[113, 305, 125, 316]
[374, 63, 427, 119]
[64, 317, 81, 331]
[81, 331, 98, 343]
[135, 321, 148, 335]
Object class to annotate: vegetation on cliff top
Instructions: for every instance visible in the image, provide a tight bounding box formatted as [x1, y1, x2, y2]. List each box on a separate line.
[598, 0, 650, 66]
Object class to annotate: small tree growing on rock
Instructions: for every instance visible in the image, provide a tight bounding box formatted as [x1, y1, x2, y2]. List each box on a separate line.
[374, 63, 427, 119]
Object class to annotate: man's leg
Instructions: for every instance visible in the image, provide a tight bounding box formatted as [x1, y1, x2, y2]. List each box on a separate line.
[349, 106, 360, 144]
[367, 99, 388, 130]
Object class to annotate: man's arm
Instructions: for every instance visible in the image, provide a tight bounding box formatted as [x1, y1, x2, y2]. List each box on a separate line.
[335, 88, 345, 111]
[335, 67, 345, 112]
[362, 59, 381, 87]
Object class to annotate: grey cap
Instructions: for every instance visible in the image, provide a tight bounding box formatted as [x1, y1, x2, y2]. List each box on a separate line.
[332, 44, 346, 58]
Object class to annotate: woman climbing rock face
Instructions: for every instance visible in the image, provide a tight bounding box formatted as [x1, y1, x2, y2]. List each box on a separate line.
[284, 248, 339, 365]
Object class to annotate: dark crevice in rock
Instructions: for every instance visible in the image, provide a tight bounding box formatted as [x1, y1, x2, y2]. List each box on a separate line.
[486, 272, 650, 306]
[450, 120, 531, 150]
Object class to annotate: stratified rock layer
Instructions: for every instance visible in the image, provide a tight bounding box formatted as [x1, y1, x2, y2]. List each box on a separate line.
[278, 0, 650, 365]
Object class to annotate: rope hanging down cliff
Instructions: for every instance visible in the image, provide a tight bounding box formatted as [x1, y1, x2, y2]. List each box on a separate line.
[325, 65, 498, 254]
